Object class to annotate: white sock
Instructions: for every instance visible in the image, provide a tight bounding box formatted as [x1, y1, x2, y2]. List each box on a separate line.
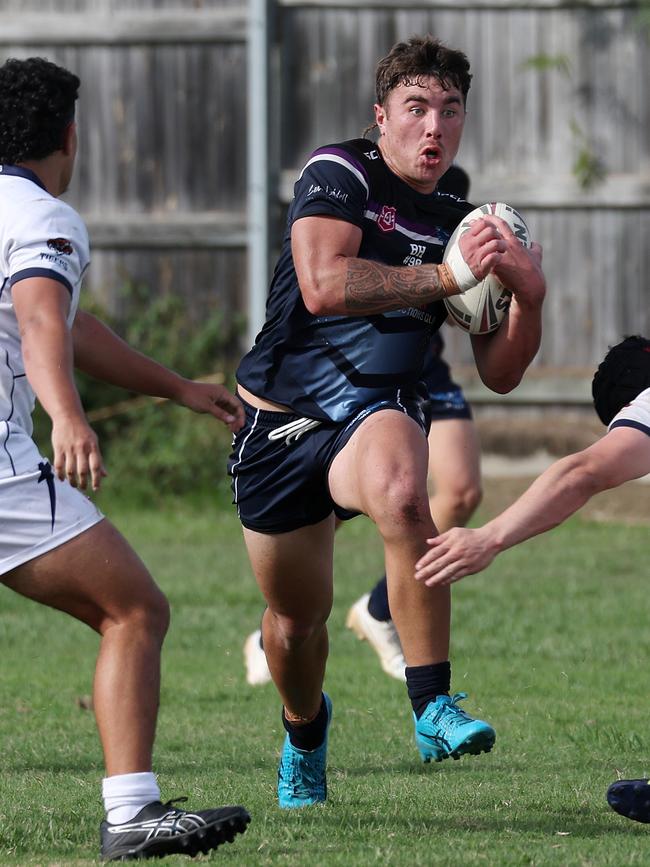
[102, 771, 161, 825]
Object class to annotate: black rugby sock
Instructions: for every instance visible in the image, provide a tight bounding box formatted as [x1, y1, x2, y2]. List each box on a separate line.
[282, 694, 328, 752]
[406, 661, 451, 719]
[367, 575, 392, 622]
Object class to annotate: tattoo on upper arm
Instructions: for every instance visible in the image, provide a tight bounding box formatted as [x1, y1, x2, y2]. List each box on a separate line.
[344, 260, 446, 313]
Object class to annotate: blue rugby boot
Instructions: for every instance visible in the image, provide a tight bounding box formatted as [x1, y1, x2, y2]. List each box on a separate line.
[414, 692, 495, 763]
[278, 694, 332, 809]
[607, 779, 650, 823]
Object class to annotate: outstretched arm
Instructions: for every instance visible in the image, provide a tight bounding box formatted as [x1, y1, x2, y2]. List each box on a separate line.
[13, 278, 106, 491]
[72, 310, 244, 432]
[414, 426, 650, 587]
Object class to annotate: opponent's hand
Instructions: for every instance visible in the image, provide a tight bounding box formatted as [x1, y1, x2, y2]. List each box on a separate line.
[480, 215, 545, 305]
[458, 217, 508, 281]
[176, 380, 245, 432]
[414, 526, 499, 587]
[51, 415, 107, 491]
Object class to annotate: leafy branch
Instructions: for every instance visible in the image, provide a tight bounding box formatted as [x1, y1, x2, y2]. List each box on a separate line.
[522, 53, 607, 191]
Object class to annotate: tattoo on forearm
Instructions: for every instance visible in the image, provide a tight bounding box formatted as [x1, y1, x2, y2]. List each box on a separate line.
[344, 259, 448, 313]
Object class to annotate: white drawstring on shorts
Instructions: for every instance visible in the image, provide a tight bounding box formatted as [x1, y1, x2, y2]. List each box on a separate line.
[267, 417, 321, 445]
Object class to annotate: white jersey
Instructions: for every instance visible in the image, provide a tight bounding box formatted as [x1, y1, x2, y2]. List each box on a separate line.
[0, 165, 102, 573]
[0, 164, 89, 461]
[609, 386, 650, 436]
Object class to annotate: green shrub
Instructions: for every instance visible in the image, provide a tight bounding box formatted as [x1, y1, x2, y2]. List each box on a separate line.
[33, 282, 243, 505]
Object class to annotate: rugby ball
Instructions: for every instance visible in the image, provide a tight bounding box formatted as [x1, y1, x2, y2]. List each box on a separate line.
[443, 202, 531, 334]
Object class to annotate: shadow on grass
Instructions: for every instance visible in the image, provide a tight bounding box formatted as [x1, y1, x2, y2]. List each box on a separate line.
[341, 756, 499, 777]
[275, 803, 640, 840]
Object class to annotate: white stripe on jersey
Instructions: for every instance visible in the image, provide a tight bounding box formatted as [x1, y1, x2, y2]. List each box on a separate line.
[299, 154, 444, 245]
[299, 154, 370, 196]
[364, 209, 445, 246]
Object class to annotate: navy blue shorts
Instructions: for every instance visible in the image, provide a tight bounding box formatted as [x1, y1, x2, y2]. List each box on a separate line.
[228, 390, 429, 534]
[428, 384, 472, 421]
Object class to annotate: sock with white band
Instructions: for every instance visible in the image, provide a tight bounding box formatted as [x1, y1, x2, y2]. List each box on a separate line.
[102, 771, 161, 825]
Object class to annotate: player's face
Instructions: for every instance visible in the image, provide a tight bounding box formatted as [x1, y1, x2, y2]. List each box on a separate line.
[374, 77, 466, 194]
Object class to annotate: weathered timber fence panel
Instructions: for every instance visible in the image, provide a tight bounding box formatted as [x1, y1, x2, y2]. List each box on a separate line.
[1, 0, 648, 402]
[276, 1, 650, 396]
[0, 3, 249, 334]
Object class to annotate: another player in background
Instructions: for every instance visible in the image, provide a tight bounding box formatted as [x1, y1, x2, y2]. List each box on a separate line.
[229, 36, 545, 809]
[412, 335, 650, 825]
[243, 164, 482, 686]
[0, 57, 249, 860]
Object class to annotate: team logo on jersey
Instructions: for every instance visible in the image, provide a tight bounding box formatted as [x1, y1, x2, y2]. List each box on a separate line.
[377, 205, 397, 233]
[47, 237, 73, 255]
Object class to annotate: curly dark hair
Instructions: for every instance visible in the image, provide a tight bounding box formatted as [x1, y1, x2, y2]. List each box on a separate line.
[375, 36, 472, 107]
[0, 57, 80, 163]
[592, 335, 650, 426]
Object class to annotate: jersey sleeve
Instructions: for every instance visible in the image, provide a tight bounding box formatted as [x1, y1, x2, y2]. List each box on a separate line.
[8, 198, 90, 299]
[609, 387, 650, 436]
[290, 144, 370, 229]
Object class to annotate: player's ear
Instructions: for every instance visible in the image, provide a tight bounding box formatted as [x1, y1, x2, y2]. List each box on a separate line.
[374, 103, 387, 134]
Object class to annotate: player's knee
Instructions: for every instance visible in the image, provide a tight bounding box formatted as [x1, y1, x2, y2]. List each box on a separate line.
[466, 483, 483, 518]
[270, 610, 328, 652]
[147, 587, 171, 641]
[113, 582, 170, 644]
[445, 483, 483, 526]
[369, 474, 430, 539]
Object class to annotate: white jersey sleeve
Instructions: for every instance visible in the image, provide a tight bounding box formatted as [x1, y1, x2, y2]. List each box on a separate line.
[608, 387, 650, 437]
[7, 196, 89, 325]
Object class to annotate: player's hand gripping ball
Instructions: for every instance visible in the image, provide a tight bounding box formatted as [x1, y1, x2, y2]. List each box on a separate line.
[443, 202, 531, 334]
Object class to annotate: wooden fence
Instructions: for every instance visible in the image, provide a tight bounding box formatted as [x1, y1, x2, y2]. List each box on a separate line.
[2, 0, 648, 403]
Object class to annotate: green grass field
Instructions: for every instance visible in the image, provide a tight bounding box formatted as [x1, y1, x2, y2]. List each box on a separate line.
[1, 496, 650, 865]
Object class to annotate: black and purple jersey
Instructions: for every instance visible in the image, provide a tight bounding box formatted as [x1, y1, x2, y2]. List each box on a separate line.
[236, 138, 473, 423]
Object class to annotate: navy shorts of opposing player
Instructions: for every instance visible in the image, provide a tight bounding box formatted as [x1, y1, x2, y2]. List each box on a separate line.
[423, 357, 472, 422]
[422, 334, 472, 422]
[228, 389, 430, 534]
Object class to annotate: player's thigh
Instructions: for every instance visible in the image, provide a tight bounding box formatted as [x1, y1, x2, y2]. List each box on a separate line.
[428, 417, 481, 494]
[328, 409, 430, 521]
[2, 519, 167, 631]
[243, 515, 335, 623]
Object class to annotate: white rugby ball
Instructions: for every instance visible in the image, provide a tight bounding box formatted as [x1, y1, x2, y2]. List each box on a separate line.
[443, 202, 531, 335]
